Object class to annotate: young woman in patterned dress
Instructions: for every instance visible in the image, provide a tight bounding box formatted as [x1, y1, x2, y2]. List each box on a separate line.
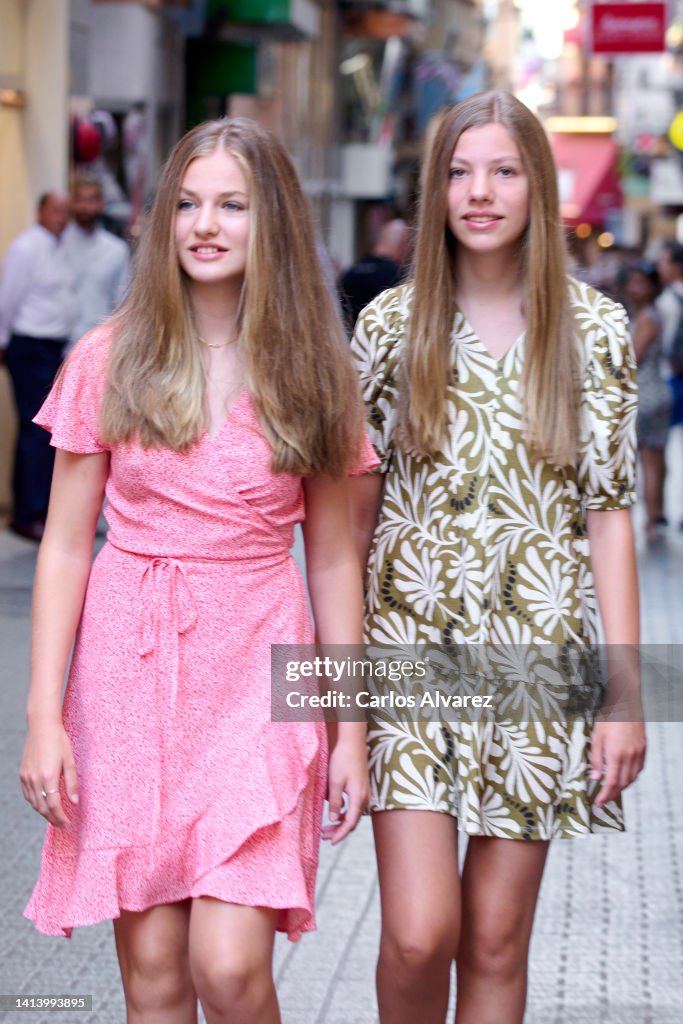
[20, 119, 374, 1023]
[350, 92, 646, 1023]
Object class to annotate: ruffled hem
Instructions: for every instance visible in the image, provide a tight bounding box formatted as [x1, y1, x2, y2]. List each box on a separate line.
[24, 842, 316, 941]
[24, 720, 326, 941]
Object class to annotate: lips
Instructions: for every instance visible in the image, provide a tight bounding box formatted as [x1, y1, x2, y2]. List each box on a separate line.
[464, 213, 502, 222]
[190, 245, 227, 254]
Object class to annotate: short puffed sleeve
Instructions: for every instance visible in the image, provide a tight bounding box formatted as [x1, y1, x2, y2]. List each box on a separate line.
[348, 430, 381, 477]
[349, 284, 410, 473]
[33, 326, 112, 454]
[573, 282, 637, 510]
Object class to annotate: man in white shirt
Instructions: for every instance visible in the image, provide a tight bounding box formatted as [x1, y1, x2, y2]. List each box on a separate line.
[0, 191, 75, 541]
[63, 177, 131, 345]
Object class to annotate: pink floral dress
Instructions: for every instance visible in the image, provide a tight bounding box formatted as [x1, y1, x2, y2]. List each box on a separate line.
[25, 325, 377, 940]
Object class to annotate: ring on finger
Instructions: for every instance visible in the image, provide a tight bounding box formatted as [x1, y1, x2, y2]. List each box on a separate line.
[41, 788, 59, 798]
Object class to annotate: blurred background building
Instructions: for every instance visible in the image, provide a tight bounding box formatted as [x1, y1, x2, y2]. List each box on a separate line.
[1, 1, 683, 511]
[3, 1, 682, 262]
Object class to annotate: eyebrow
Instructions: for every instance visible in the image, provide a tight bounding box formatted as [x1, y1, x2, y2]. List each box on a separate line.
[179, 187, 248, 199]
[450, 154, 522, 166]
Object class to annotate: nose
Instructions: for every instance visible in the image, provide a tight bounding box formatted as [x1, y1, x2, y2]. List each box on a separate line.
[469, 169, 492, 203]
[194, 202, 218, 236]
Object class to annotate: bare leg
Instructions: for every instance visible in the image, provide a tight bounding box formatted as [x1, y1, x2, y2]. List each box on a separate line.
[113, 901, 197, 1024]
[189, 898, 280, 1024]
[455, 836, 549, 1024]
[374, 810, 460, 1024]
[640, 445, 667, 537]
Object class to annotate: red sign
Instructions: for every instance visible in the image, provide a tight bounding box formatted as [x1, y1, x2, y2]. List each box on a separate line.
[590, 2, 667, 54]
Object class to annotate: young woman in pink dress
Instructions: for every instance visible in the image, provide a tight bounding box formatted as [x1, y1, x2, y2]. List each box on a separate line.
[20, 118, 374, 1023]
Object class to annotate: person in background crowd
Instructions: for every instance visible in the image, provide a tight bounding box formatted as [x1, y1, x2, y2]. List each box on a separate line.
[20, 117, 374, 1023]
[339, 218, 410, 334]
[626, 262, 671, 543]
[657, 242, 683, 427]
[62, 177, 131, 347]
[350, 91, 645, 1024]
[0, 192, 75, 542]
[656, 242, 683, 353]
[656, 242, 683, 530]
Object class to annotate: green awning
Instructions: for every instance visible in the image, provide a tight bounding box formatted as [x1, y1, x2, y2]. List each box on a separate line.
[206, 0, 319, 39]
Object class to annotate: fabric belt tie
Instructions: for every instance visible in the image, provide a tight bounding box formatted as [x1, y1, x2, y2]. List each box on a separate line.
[138, 557, 198, 712]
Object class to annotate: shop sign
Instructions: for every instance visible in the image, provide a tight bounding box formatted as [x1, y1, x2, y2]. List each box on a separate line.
[590, 3, 667, 54]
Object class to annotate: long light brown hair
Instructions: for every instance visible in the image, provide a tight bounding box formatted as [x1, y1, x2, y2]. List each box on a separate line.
[397, 91, 579, 466]
[101, 118, 364, 476]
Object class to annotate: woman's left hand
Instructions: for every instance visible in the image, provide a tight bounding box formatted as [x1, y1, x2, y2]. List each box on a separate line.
[590, 720, 646, 807]
[322, 732, 370, 844]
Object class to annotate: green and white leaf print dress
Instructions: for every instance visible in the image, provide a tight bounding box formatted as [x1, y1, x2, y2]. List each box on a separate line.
[350, 279, 637, 840]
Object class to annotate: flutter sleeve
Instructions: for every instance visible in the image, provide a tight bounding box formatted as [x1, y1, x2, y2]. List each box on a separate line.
[33, 326, 112, 454]
[349, 285, 408, 474]
[348, 430, 381, 476]
[575, 288, 637, 510]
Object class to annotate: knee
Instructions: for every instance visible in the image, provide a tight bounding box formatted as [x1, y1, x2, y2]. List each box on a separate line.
[458, 919, 526, 983]
[191, 950, 272, 1016]
[123, 951, 192, 1014]
[381, 923, 457, 983]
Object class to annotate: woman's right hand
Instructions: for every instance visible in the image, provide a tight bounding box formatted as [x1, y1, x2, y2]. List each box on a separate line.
[20, 717, 79, 828]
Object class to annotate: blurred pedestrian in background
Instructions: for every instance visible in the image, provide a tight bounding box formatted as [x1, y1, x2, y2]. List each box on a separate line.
[62, 177, 131, 348]
[656, 242, 683, 360]
[350, 91, 645, 1024]
[20, 117, 373, 1024]
[338, 218, 410, 334]
[657, 242, 683, 429]
[0, 192, 75, 542]
[625, 261, 670, 543]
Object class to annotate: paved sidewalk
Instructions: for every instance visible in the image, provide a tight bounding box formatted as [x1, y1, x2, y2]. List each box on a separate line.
[1, 516, 682, 1023]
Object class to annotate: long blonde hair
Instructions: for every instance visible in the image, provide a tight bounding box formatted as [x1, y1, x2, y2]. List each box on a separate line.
[101, 118, 363, 476]
[397, 91, 579, 466]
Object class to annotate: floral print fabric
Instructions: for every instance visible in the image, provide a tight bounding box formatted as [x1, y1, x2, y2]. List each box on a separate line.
[351, 279, 637, 839]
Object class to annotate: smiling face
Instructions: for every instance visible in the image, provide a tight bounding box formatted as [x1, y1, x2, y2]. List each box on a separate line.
[446, 121, 530, 259]
[174, 147, 250, 296]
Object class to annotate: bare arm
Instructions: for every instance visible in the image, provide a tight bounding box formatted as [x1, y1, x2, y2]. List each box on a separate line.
[349, 472, 385, 572]
[631, 308, 658, 364]
[20, 448, 109, 827]
[586, 507, 646, 806]
[302, 474, 369, 842]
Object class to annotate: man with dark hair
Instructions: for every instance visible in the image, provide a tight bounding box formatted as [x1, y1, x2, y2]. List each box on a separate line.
[63, 177, 130, 345]
[0, 192, 75, 541]
[338, 219, 410, 335]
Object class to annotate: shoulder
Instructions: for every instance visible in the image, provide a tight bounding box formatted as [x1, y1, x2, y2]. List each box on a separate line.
[67, 322, 115, 373]
[567, 276, 631, 369]
[354, 283, 413, 346]
[5, 225, 42, 259]
[96, 228, 129, 257]
[568, 276, 625, 322]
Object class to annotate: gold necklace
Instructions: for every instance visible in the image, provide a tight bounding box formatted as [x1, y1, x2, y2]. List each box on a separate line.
[198, 335, 236, 349]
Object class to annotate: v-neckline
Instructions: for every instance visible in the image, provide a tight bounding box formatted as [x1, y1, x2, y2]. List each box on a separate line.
[202, 387, 249, 443]
[455, 308, 526, 365]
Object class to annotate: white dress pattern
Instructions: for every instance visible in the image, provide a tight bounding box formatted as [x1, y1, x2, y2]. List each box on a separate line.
[351, 279, 637, 839]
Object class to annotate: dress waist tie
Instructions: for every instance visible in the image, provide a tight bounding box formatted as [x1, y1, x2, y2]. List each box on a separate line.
[137, 557, 198, 714]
